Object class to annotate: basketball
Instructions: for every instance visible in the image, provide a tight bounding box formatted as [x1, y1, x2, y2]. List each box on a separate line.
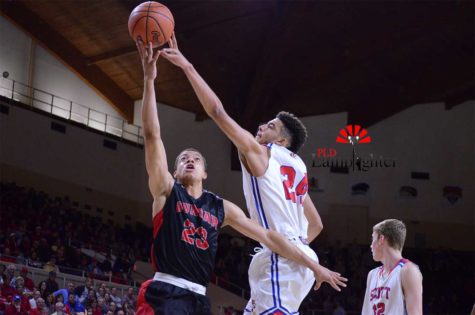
[128, 1, 174, 48]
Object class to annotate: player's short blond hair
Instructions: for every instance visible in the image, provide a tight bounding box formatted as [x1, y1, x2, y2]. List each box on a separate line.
[373, 219, 406, 251]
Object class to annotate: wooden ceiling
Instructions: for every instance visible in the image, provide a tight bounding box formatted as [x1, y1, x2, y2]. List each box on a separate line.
[1, 0, 473, 128]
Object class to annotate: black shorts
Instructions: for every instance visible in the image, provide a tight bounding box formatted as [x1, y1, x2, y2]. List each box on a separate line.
[136, 279, 211, 315]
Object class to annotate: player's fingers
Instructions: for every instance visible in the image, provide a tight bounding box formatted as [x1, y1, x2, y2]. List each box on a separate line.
[313, 280, 321, 291]
[153, 49, 160, 62]
[329, 280, 341, 292]
[173, 33, 178, 49]
[147, 42, 153, 60]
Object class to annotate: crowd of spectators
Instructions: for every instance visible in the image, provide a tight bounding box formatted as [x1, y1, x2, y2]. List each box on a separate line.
[0, 182, 151, 284]
[1, 182, 473, 314]
[0, 264, 137, 315]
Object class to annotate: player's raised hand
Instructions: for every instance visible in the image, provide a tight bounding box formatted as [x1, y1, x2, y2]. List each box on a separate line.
[313, 264, 348, 292]
[136, 40, 160, 80]
[161, 33, 191, 69]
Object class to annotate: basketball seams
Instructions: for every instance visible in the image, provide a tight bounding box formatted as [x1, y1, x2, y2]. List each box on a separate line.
[130, 10, 174, 27]
[128, 1, 174, 47]
[148, 16, 167, 46]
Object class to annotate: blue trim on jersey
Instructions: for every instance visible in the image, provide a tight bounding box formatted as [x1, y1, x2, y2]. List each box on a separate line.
[252, 176, 299, 315]
[275, 253, 282, 307]
[253, 177, 270, 228]
[269, 251, 277, 307]
[250, 176, 267, 228]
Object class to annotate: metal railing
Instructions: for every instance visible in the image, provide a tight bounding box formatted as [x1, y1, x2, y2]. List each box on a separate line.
[0, 78, 144, 145]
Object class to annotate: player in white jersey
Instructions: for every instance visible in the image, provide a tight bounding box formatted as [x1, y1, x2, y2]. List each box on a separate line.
[160, 36, 347, 315]
[362, 219, 423, 315]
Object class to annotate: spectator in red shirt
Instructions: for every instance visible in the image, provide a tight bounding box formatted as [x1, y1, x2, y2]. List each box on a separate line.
[4, 295, 28, 315]
[19, 268, 34, 292]
[29, 298, 46, 315]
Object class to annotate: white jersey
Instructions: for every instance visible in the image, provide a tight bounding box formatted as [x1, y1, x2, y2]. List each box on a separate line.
[362, 259, 411, 315]
[241, 143, 309, 241]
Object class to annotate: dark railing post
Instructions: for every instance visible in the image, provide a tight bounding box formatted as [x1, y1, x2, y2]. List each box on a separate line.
[69, 101, 73, 119]
[51, 95, 54, 113]
[11, 80, 15, 99]
[87, 108, 91, 126]
[105, 114, 108, 132]
[121, 120, 125, 139]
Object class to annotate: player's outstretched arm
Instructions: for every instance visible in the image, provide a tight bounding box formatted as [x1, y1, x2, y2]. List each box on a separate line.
[137, 40, 174, 215]
[401, 263, 423, 315]
[303, 195, 323, 242]
[222, 199, 347, 292]
[160, 35, 268, 174]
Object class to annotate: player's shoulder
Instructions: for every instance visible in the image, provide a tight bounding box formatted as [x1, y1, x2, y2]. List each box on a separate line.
[400, 260, 421, 275]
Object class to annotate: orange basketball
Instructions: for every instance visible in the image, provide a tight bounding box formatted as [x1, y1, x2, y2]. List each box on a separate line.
[128, 1, 174, 48]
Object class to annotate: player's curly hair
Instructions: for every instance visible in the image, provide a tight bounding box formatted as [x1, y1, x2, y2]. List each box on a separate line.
[276, 111, 308, 153]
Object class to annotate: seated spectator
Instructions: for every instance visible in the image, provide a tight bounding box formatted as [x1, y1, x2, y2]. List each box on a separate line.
[18, 269, 33, 293]
[43, 257, 59, 274]
[45, 271, 59, 295]
[28, 290, 41, 309]
[109, 288, 121, 308]
[25, 252, 42, 269]
[4, 295, 27, 315]
[29, 298, 46, 315]
[4, 265, 16, 288]
[65, 294, 85, 315]
[51, 302, 65, 315]
[74, 278, 93, 305]
[53, 282, 75, 303]
[96, 297, 107, 315]
[37, 282, 49, 302]
[121, 288, 135, 310]
[108, 302, 117, 315]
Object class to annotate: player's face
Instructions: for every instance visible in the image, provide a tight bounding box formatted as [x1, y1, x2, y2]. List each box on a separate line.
[255, 118, 285, 145]
[174, 151, 207, 182]
[370, 232, 383, 262]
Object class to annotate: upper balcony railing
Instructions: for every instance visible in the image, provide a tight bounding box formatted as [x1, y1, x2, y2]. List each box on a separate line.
[0, 78, 144, 145]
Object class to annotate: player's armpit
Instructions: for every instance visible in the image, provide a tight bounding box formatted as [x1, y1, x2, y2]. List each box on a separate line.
[401, 263, 423, 315]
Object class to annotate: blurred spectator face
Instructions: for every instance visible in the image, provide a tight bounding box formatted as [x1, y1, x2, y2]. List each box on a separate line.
[109, 302, 116, 312]
[117, 310, 124, 315]
[98, 287, 105, 296]
[67, 282, 75, 293]
[98, 298, 105, 306]
[88, 290, 95, 300]
[7, 264, 16, 277]
[55, 302, 64, 314]
[106, 311, 113, 315]
[68, 294, 76, 304]
[37, 298, 46, 309]
[20, 267, 28, 277]
[13, 295, 21, 308]
[16, 276, 24, 287]
[40, 308, 49, 315]
[56, 294, 64, 303]
[127, 288, 133, 296]
[39, 282, 47, 291]
[86, 278, 93, 288]
[105, 287, 111, 294]
[104, 293, 111, 302]
[34, 290, 41, 300]
[15, 282, 24, 293]
[111, 288, 117, 296]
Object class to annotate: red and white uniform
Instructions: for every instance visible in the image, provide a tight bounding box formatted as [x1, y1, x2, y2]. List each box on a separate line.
[241, 144, 317, 315]
[362, 259, 413, 315]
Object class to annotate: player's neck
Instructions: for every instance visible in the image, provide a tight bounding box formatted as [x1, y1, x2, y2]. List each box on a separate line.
[381, 248, 403, 273]
[182, 181, 204, 199]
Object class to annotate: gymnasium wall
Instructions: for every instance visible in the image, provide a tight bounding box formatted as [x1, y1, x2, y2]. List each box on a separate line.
[1, 14, 473, 251]
[0, 15, 122, 119]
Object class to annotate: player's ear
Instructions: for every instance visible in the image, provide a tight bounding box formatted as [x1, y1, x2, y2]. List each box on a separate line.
[173, 170, 177, 178]
[203, 171, 208, 180]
